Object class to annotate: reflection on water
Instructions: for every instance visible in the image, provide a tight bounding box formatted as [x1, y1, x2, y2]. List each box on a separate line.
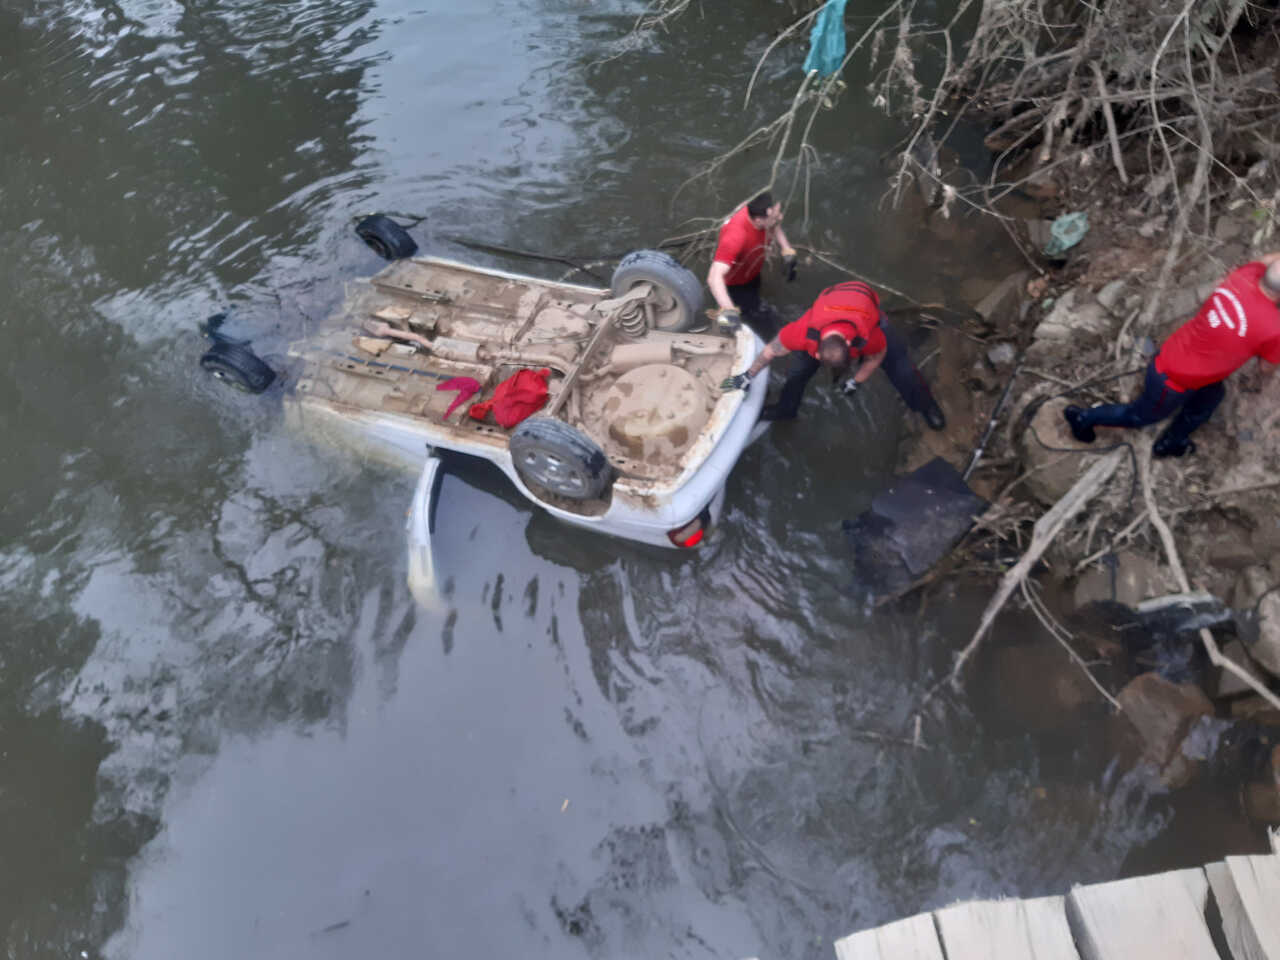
[0, 0, 1266, 958]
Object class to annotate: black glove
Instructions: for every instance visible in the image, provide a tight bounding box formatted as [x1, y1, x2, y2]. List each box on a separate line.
[720, 372, 752, 392]
[837, 377, 860, 396]
[783, 253, 798, 283]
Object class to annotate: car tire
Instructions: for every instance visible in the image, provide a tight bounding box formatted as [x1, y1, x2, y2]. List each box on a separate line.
[355, 214, 419, 260]
[510, 417, 612, 501]
[200, 341, 276, 394]
[610, 250, 704, 333]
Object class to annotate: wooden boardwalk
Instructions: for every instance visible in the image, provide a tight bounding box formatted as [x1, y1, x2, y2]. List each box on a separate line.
[829, 843, 1280, 960]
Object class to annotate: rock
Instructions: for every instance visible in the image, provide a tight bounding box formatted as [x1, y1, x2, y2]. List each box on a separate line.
[1137, 217, 1165, 239]
[1242, 744, 1280, 825]
[1250, 516, 1280, 565]
[1209, 639, 1261, 699]
[1243, 780, 1280, 825]
[1096, 279, 1127, 313]
[1024, 219, 1055, 250]
[1249, 590, 1280, 677]
[1233, 565, 1272, 609]
[1229, 695, 1280, 724]
[1207, 536, 1259, 571]
[1016, 396, 1098, 505]
[1214, 216, 1245, 243]
[974, 271, 1030, 332]
[1116, 672, 1213, 789]
[986, 342, 1017, 368]
[1073, 551, 1176, 609]
[1164, 285, 1203, 319]
[1023, 174, 1059, 200]
[1033, 288, 1113, 342]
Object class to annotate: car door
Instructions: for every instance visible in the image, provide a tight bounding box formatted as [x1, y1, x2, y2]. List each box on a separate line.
[405, 451, 445, 610]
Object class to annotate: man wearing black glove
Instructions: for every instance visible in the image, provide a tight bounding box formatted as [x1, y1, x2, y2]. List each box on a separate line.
[722, 280, 946, 430]
[706, 191, 797, 339]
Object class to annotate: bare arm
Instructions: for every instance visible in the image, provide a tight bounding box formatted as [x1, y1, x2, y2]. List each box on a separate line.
[771, 223, 795, 256]
[746, 337, 788, 378]
[1255, 251, 1280, 266]
[707, 260, 737, 312]
[852, 348, 885, 383]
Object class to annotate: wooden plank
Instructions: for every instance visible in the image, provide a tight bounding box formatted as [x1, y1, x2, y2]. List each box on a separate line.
[935, 896, 1081, 960]
[1207, 855, 1280, 960]
[834, 913, 945, 960]
[1066, 868, 1218, 960]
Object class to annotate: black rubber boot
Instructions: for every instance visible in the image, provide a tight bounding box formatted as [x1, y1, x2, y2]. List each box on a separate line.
[1152, 434, 1197, 458]
[1063, 405, 1097, 443]
[923, 402, 946, 431]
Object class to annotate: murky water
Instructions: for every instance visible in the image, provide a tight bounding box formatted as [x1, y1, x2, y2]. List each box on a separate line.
[0, 2, 1267, 958]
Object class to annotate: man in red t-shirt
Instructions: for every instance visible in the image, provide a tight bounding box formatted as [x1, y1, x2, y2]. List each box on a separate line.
[721, 280, 946, 428]
[1064, 255, 1280, 457]
[706, 191, 796, 338]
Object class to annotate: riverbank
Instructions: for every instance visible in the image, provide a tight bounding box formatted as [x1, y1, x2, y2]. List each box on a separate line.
[881, 146, 1280, 827]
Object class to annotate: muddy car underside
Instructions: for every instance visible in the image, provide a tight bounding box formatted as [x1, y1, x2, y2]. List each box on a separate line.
[288, 256, 744, 505]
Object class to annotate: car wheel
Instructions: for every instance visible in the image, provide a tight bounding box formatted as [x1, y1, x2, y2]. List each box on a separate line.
[199, 341, 276, 394]
[610, 249, 704, 332]
[510, 417, 612, 501]
[355, 214, 419, 260]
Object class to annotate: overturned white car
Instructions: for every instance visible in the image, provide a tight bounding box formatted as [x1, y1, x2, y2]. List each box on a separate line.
[268, 232, 766, 596]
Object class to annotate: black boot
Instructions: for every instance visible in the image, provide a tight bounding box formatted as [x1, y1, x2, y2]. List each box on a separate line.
[1152, 433, 1197, 458]
[923, 402, 946, 431]
[1063, 405, 1097, 443]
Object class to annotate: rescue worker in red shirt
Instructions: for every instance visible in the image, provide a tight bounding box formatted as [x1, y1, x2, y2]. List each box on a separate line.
[721, 280, 947, 429]
[706, 191, 796, 338]
[1064, 255, 1280, 457]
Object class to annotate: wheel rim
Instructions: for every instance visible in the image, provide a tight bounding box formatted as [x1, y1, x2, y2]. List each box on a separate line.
[633, 282, 685, 330]
[364, 234, 391, 259]
[518, 448, 590, 498]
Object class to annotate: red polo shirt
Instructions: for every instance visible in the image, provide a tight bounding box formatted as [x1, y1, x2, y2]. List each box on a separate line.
[779, 281, 887, 358]
[1156, 262, 1280, 390]
[712, 206, 768, 286]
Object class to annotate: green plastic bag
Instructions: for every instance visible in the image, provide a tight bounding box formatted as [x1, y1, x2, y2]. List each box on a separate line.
[803, 0, 848, 77]
[1043, 211, 1089, 257]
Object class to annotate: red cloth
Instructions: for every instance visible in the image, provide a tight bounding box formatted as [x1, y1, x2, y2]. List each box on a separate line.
[712, 206, 768, 286]
[779, 281, 886, 359]
[1156, 262, 1280, 390]
[436, 376, 481, 418]
[468, 367, 550, 428]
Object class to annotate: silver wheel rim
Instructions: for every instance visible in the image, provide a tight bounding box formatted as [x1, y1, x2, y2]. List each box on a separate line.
[518, 448, 590, 497]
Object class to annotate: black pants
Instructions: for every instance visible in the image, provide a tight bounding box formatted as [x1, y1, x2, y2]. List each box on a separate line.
[772, 318, 938, 418]
[727, 277, 783, 340]
[1075, 359, 1224, 444]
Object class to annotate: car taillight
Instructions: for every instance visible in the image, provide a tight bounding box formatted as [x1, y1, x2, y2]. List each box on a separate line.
[667, 504, 712, 548]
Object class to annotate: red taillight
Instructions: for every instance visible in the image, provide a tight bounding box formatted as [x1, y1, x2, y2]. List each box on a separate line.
[667, 505, 712, 548]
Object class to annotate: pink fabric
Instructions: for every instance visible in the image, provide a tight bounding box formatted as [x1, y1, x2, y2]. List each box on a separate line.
[436, 376, 481, 418]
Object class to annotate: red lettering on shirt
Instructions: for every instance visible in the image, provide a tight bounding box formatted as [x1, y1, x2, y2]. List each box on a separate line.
[1156, 262, 1280, 389]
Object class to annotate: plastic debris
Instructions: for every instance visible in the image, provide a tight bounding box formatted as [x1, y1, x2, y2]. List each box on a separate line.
[1043, 211, 1089, 257]
[802, 0, 847, 77]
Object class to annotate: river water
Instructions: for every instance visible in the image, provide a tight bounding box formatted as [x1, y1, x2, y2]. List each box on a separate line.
[0, 2, 1265, 958]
